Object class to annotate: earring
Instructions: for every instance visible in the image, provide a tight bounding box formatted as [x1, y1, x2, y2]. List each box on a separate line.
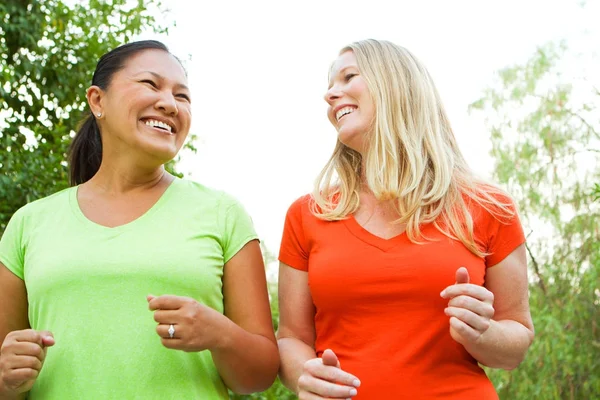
[96, 112, 102, 117]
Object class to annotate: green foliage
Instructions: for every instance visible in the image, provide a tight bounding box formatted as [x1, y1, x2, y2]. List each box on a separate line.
[470, 40, 600, 399]
[0, 0, 169, 233]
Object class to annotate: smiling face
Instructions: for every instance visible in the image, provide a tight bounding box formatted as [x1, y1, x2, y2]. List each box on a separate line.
[89, 49, 192, 166]
[324, 50, 375, 154]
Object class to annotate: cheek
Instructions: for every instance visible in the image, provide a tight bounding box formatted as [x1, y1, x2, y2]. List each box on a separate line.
[326, 108, 337, 126]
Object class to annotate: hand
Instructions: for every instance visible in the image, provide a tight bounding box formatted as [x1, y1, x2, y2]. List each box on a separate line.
[297, 349, 360, 399]
[440, 267, 495, 346]
[0, 329, 55, 395]
[147, 295, 227, 352]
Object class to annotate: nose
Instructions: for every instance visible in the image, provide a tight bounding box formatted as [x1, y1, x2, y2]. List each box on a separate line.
[155, 90, 178, 116]
[324, 84, 342, 104]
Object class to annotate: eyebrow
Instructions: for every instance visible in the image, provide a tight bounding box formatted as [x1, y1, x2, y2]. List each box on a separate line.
[327, 65, 358, 88]
[134, 71, 189, 91]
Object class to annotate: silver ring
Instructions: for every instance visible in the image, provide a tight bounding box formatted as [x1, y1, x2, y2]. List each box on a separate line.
[168, 324, 175, 339]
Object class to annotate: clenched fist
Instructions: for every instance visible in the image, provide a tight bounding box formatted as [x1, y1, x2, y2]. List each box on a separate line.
[0, 329, 55, 396]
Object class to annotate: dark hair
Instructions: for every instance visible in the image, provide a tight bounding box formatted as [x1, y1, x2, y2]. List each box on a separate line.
[68, 40, 170, 185]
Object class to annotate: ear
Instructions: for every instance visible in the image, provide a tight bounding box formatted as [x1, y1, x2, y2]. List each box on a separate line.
[86, 85, 104, 117]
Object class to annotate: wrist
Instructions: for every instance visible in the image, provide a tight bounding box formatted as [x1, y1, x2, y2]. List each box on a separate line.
[0, 383, 20, 400]
[210, 313, 236, 352]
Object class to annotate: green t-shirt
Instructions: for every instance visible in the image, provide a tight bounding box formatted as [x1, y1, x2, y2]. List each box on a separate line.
[0, 178, 258, 399]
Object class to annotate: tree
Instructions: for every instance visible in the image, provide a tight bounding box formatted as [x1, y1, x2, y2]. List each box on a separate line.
[0, 0, 169, 233]
[470, 40, 599, 398]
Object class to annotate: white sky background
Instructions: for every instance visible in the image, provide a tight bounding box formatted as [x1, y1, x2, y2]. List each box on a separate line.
[139, 0, 598, 269]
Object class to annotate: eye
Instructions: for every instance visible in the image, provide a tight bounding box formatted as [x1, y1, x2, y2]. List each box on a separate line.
[140, 79, 158, 88]
[176, 93, 191, 102]
[344, 73, 357, 82]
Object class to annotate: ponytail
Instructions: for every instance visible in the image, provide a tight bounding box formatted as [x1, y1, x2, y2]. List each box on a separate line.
[68, 113, 102, 185]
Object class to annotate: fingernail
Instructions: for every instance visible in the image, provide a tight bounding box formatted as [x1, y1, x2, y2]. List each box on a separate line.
[349, 388, 358, 396]
[440, 290, 446, 297]
[353, 379, 361, 387]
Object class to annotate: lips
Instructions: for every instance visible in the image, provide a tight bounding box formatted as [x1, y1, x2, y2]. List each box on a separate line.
[140, 117, 176, 134]
[332, 104, 358, 122]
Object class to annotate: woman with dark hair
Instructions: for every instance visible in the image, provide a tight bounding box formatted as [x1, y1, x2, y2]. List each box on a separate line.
[0, 40, 278, 399]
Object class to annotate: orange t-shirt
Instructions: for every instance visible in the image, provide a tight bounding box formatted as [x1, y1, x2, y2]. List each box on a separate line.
[279, 194, 525, 399]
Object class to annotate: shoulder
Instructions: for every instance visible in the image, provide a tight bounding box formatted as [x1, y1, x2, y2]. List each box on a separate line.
[466, 184, 519, 225]
[11, 187, 72, 219]
[285, 193, 314, 217]
[174, 178, 240, 208]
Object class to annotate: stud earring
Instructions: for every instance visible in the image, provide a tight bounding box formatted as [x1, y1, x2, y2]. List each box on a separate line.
[96, 112, 102, 117]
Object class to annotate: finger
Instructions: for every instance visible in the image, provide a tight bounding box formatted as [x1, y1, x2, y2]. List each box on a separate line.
[4, 355, 43, 372]
[156, 323, 180, 339]
[298, 390, 351, 400]
[146, 294, 156, 302]
[441, 284, 493, 302]
[321, 349, 340, 368]
[152, 310, 180, 324]
[38, 331, 55, 347]
[3, 367, 39, 386]
[305, 360, 360, 388]
[445, 307, 491, 332]
[449, 316, 480, 342]
[9, 342, 45, 362]
[297, 392, 324, 400]
[148, 295, 187, 311]
[448, 296, 495, 318]
[455, 267, 470, 284]
[298, 374, 358, 399]
[10, 329, 42, 345]
[160, 338, 197, 352]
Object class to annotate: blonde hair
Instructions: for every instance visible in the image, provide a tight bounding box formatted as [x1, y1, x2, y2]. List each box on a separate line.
[312, 39, 514, 257]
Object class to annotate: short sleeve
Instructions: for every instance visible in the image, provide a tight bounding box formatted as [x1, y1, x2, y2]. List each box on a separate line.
[219, 194, 259, 263]
[484, 199, 526, 267]
[278, 195, 310, 271]
[0, 207, 27, 279]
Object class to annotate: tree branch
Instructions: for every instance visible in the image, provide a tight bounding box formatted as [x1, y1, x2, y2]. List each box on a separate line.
[566, 109, 600, 140]
[525, 231, 547, 296]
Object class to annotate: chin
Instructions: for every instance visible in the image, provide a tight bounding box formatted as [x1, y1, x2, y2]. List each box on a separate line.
[338, 130, 365, 153]
[141, 143, 180, 165]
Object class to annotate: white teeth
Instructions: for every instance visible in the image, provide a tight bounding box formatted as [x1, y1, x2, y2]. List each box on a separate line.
[145, 119, 173, 133]
[336, 107, 356, 121]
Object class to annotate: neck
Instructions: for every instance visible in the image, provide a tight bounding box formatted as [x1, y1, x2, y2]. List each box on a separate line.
[359, 190, 398, 214]
[86, 162, 170, 195]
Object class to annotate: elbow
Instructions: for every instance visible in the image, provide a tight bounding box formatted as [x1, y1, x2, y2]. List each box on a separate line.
[502, 359, 524, 371]
[229, 357, 280, 395]
[503, 328, 535, 371]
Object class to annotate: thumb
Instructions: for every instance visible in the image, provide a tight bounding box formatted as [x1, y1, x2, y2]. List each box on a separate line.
[321, 349, 340, 368]
[455, 267, 470, 284]
[39, 331, 55, 347]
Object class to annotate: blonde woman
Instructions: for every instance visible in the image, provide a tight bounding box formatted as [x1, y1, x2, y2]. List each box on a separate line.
[277, 39, 534, 399]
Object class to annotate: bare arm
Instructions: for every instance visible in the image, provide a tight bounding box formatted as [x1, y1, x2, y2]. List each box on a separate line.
[211, 240, 279, 394]
[277, 263, 359, 398]
[0, 263, 29, 400]
[276, 263, 317, 392]
[469, 244, 534, 369]
[442, 245, 534, 370]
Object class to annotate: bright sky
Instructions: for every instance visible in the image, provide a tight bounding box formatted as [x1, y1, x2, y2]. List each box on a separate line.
[140, 0, 597, 270]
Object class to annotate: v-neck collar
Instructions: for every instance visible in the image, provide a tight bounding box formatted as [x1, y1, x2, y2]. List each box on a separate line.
[343, 214, 408, 252]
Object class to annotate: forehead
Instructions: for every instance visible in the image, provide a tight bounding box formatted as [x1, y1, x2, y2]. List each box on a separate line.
[330, 50, 358, 76]
[119, 49, 187, 84]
